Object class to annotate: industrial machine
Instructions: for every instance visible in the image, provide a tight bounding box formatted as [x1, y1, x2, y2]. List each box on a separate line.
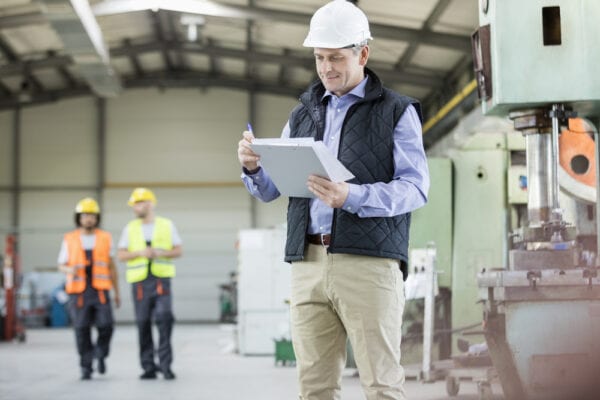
[472, 1, 600, 399]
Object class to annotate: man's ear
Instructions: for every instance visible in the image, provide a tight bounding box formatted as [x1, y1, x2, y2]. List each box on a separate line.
[359, 45, 369, 66]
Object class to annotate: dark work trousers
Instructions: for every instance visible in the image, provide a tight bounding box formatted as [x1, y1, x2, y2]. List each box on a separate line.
[68, 285, 114, 373]
[132, 274, 174, 373]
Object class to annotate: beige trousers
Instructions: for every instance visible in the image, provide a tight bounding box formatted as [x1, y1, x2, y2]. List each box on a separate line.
[291, 244, 406, 400]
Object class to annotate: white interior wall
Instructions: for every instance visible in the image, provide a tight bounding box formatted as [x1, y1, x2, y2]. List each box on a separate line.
[21, 98, 96, 186]
[106, 88, 248, 183]
[1, 88, 299, 322]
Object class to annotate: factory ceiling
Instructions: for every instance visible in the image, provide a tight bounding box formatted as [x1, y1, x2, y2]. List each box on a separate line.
[0, 0, 478, 120]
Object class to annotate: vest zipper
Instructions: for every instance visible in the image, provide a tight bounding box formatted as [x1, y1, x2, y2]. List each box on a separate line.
[302, 72, 383, 254]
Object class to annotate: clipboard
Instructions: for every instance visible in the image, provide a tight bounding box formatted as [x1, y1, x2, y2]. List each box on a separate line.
[250, 138, 355, 198]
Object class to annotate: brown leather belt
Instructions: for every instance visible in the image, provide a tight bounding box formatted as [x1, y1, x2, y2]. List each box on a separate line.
[306, 234, 331, 246]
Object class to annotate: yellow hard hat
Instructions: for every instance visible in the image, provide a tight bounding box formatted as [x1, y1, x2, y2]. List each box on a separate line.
[128, 187, 157, 206]
[75, 197, 100, 214]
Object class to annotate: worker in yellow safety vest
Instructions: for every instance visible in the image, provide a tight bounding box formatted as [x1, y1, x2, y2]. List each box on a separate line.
[58, 197, 120, 380]
[117, 188, 182, 380]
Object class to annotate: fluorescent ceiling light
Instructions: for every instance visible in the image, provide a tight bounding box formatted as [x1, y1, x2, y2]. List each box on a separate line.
[93, 0, 251, 19]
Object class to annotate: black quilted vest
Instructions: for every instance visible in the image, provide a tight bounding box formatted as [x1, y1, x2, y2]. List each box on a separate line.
[284, 68, 421, 266]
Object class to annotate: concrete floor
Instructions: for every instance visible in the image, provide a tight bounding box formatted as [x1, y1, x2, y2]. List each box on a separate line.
[0, 324, 504, 400]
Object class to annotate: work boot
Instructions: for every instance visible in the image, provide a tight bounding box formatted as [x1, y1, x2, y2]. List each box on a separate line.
[81, 369, 92, 380]
[162, 369, 176, 380]
[139, 370, 157, 380]
[97, 358, 106, 374]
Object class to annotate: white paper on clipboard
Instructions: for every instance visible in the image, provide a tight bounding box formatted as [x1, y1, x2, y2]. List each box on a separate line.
[250, 138, 354, 198]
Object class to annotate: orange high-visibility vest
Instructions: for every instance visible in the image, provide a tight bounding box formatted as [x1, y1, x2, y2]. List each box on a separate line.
[64, 229, 113, 294]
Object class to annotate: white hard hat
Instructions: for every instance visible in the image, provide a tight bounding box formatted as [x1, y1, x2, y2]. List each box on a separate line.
[303, 0, 373, 48]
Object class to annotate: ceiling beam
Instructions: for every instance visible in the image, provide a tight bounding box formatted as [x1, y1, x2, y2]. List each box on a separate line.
[23, 73, 44, 94]
[0, 39, 444, 89]
[46, 50, 77, 88]
[395, 0, 453, 70]
[206, 38, 222, 76]
[0, 70, 305, 110]
[0, 3, 472, 52]
[112, 40, 444, 87]
[150, 10, 175, 71]
[123, 70, 305, 97]
[0, 85, 91, 109]
[90, 1, 471, 52]
[0, 55, 73, 77]
[0, 80, 13, 97]
[123, 39, 144, 77]
[0, 35, 45, 93]
[0, 35, 18, 62]
[166, 12, 186, 69]
[57, 65, 77, 88]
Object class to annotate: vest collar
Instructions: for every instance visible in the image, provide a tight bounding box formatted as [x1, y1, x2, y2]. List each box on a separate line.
[321, 75, 368, 102]
[300, 67, 384, 108]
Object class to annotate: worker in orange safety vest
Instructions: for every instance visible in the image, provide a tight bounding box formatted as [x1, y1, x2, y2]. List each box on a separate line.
[58, 198, 120, 380]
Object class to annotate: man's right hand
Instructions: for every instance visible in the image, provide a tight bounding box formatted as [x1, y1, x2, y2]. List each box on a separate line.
[237, 130, 260, 172]
[140, 247, 155, 259]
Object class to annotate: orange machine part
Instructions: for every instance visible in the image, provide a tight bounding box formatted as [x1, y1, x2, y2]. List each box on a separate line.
[559, 118, 596, 188]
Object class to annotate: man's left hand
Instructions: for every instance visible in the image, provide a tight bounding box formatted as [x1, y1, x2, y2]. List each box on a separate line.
[307, 175, 349, 208]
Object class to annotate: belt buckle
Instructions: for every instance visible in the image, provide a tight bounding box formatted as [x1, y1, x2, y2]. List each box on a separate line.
[320, 234, 326, 246]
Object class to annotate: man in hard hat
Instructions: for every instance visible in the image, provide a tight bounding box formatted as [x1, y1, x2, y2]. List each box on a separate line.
[237, 1, 429, 399]
[58, 197, 120, 380]
[117, 188, 182, 380]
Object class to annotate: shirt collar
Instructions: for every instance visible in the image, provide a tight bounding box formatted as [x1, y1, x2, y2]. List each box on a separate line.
[321, 75, 369, 102]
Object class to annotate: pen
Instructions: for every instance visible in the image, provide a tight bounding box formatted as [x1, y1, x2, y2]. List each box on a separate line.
[247, 122, 254, 134]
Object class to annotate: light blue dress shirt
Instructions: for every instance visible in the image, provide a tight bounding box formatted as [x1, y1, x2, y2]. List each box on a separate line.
[242, 75, 429, 235]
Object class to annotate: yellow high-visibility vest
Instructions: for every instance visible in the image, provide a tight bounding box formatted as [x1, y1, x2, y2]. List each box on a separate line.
[126, 217, 175, 283]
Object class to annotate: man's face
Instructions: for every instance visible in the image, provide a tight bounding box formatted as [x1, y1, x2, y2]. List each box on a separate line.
[314, 46, 369, 97]
[80, 213, 98, 229]
[133, 201, 153, 218]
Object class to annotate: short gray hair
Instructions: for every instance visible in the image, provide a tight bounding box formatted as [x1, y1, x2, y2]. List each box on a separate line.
[345, 39, 369, 54]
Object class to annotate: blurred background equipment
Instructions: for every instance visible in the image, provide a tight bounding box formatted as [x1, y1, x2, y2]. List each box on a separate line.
[218, 271, 237, 323]
[49, 283, 69, 327]
[236, 227, 290, 356]
[2, 235, 25, 342]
